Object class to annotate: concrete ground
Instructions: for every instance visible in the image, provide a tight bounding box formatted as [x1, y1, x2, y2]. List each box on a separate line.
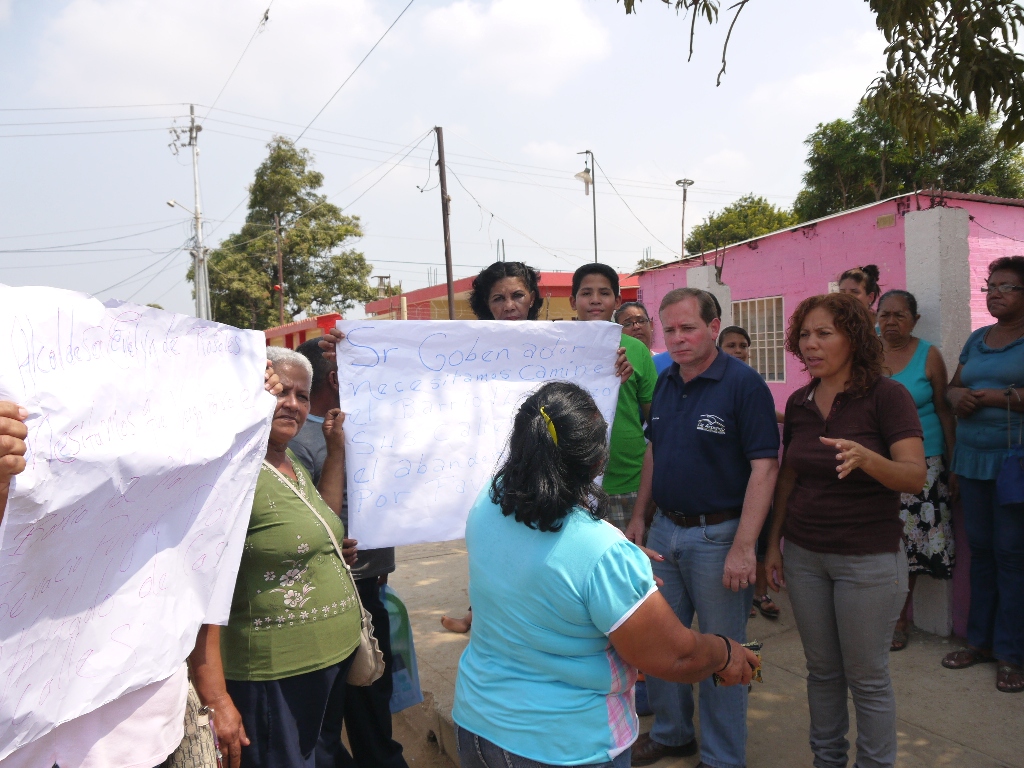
[390, 541, 1024, 768]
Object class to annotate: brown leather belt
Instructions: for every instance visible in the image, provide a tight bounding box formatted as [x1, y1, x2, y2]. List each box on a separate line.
[660, 509, 742, 528]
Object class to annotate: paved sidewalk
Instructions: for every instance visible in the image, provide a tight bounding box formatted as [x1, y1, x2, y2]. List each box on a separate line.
[390, 541, 1023, 768]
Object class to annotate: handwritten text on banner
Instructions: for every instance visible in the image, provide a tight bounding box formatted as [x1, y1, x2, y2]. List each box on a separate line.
[0, 285, 274, 760]
[336, 320, 622, 548]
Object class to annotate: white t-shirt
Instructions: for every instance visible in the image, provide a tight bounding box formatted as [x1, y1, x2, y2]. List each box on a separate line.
[2, 664, 188, 768]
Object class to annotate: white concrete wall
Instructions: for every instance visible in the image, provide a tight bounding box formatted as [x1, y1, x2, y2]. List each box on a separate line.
[685, 265, 733, 327]
[903, 206, 971, 636]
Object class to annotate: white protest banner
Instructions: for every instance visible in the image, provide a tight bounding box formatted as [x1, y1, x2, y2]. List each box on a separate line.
[335, 320, 622, 548]
[0, 285, 274, 760]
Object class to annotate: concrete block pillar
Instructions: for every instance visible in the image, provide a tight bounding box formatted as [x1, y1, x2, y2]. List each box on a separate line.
[904, 206, 971, 637]
[685, 265, 733, 327]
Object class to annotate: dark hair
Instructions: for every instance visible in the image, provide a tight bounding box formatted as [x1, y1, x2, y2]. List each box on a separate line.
[659, 288, 720, 324]
[989, 255, 1024, 284]
[490, 381, 609, 532]
[878, 289, 918, 317]
[296, 338, 336, 396]
[718, 325, 751, 345]
[613, 300, 650, 324]
[468, 262, 543, 320]
[572, 263, 620, 298]
[785, 293, 883, 396]
[838, 264, 882, 306]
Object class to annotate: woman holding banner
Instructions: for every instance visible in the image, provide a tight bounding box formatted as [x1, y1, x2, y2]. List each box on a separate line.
[451, 381, 758, 767]
[189, 346, 370, 768]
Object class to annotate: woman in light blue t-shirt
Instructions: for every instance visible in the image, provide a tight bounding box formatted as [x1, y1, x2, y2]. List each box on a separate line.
[452, 381, 758, 768]
[878, 290, 958, 653]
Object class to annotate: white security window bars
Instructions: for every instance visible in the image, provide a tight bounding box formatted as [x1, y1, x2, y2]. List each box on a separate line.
[732, 296, 786, 382]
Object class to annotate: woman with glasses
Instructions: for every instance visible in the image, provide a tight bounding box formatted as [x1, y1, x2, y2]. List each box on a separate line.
[614, 301, 654, 350]
[942, 256, 1024, 694]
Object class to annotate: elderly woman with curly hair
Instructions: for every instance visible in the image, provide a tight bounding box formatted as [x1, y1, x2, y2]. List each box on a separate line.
[764, 293, 925, 768]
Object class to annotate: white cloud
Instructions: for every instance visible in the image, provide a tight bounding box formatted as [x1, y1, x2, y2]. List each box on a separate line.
[746, 31, 884, 121]
[421, 0, 609, 97]
[0, 0, 11, 24]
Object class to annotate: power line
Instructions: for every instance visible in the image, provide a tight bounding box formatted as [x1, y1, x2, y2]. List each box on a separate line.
[93, 242, 189, 295]
[202, 2, 275, 120]
[295, 0, 417, 142]
[0, 222, 187, 253]
[0, 219, 176, 241]
[593, 158, 680, 257]
[0, 103, 188, 112]
[0, 127, 172, 139]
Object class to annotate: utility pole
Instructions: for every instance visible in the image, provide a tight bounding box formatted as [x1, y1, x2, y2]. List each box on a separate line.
[676, 178, 694, 257]
[274, 213, 285, 326]
[435, 126, 456, 320]
[188, 105, 211, 320]
[576, 150, 597, 262]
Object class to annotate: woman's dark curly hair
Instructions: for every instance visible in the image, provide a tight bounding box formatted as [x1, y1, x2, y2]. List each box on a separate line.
[785, 293, 883, 396]
[989, 255, 1024, 283]
[490, 381, 608, 532]
[468, 261, 544, 320]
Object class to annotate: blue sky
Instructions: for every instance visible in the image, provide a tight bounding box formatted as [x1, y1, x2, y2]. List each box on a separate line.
[0, 0, 886, 318]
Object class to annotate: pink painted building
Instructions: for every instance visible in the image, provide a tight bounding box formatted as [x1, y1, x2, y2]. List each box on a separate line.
[638, 191, 1024, 638]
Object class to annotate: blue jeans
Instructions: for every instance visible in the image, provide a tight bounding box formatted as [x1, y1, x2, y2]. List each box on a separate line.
[960, 476, 1024, 666]
[645, 513, 750, 768]
[455, 726, 630, 768]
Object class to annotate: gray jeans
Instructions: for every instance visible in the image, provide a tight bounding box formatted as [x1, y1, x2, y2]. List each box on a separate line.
[785, 542, 908, 768]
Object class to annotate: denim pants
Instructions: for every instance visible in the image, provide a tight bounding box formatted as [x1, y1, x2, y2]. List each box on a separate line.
[455, 726, 630, 768]
[645, 513, 750, 768]
[785, 542, 908, 768]
[960, 476, 1024, 666]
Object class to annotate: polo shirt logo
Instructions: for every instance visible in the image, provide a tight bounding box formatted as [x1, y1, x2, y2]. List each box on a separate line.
[696, 414, 726, 435]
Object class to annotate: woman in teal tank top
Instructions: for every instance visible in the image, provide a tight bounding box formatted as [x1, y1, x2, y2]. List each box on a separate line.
[879, 290, 958, 652]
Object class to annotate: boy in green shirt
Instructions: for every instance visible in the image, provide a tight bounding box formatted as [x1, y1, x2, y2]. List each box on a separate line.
[570, 264, 658, 531]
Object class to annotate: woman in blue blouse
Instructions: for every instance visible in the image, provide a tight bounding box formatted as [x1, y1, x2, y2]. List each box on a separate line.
[453, 381, 758, 767]
[878, 290, 958, 651]
[942, 257, 1024, 694]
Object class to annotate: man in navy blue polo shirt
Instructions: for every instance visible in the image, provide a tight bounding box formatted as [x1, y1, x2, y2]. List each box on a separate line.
[625, 288, 779, 768]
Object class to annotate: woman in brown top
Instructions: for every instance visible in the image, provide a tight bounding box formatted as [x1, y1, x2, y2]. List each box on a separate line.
[764, 293, 925, 768]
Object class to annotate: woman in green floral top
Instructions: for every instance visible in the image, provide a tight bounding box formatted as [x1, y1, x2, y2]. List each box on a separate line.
[191, 346, 363, 768]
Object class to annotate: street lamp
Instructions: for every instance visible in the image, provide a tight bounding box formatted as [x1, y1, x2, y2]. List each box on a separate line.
[675, 179, 694, 257]
[166, 199, 211, 320]
[576, 150, 597, 262]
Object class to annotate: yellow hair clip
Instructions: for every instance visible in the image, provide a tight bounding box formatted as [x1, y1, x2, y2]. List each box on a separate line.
[540, 406, 558, 446]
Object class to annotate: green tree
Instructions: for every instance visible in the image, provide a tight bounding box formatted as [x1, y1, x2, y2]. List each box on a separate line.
[685, 194, 797, 254]
[618, 1, 1024, 147]
[193, 137, 374, 329]
[794, 108, 1024, 221]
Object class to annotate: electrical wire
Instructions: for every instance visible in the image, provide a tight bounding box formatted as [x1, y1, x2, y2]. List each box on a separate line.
[444, 167, 585, 267]
[0, 103, 188, 112]
[0, 127, 172, 139]
[295, 0, 417, 142]
[0, 219, 176, 241]
[341, 131, 434, 209]
[93, 242, 189, 295]
[0, 222, 187, 253]
[202, 2, 275, 120]
[126, 252, 189, 300]
[594, 158, 680, 257]
[969, 215, 1024, 242]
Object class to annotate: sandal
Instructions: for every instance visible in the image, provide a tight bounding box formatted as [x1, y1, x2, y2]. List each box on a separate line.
[941, 647, 994, 669]
[752, 594, 780, 619]
[997, 664, 1024, 693]
[890, 629, 909, 652]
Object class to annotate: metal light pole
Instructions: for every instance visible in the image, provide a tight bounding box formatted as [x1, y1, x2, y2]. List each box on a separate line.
[676, 179, 694, 257]
[576, 150, 597, 262]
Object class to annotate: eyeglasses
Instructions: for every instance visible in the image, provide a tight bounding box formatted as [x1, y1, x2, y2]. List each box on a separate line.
[620, 318, 651, 329]
[981, 283, 1024, 294]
